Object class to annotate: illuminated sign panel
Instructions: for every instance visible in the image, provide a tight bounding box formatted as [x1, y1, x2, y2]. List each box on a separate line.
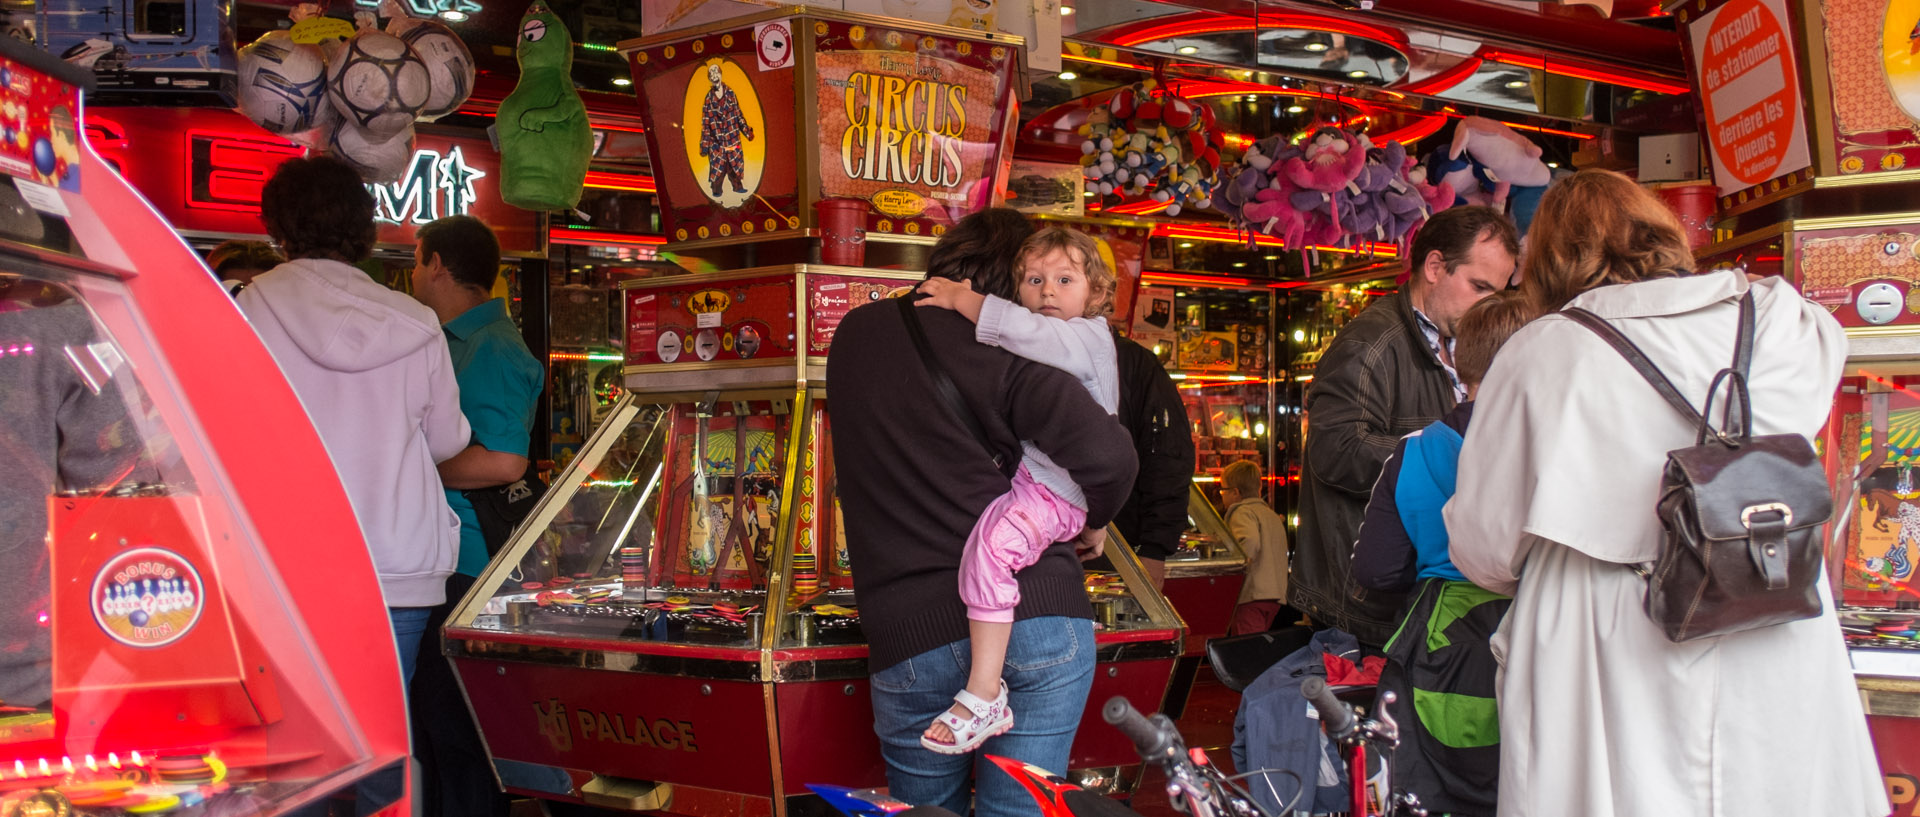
[84, 107, 542, 255]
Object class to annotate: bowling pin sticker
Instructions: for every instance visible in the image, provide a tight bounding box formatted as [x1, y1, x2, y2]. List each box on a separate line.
[91, 548, 205, 648]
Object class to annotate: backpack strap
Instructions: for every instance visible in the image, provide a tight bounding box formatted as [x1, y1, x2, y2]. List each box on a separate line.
[898, 297, 1011, 476]
[1560, 306, 1705, 429]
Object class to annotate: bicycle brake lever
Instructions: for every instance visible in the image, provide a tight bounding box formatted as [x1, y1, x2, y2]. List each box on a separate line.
[1373, 690, 1401, 745]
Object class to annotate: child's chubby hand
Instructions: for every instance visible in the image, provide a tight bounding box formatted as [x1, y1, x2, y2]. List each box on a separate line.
[915, 277, 986, 321]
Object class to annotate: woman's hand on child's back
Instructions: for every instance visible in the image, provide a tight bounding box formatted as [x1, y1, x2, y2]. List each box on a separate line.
[1075, 526, 1107, 561]
[916, 277, 987, 323]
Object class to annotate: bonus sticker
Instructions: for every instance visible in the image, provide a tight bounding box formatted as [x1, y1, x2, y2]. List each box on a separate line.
[92, 548, 205, 648]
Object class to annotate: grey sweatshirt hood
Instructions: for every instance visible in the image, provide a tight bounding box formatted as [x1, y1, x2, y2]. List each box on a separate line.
[243, 258, 442, 373]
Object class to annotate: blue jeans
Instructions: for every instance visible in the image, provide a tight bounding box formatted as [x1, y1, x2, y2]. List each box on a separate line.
[869, 616, 1095, 817]
[390, 606, 432, 685]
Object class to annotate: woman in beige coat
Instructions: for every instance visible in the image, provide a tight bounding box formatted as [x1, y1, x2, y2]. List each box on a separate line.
[1445, 170, 1886, 817]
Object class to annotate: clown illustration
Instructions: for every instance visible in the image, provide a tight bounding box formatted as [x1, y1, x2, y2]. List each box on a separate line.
[697, 62, 755, 199]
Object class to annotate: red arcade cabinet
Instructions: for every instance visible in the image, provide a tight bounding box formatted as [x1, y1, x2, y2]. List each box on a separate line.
[0, 37, 412, 816]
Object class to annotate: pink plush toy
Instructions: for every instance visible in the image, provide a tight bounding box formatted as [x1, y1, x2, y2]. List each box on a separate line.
[1242, 174, 1310, 250]
[1282, 127, 1367, 231]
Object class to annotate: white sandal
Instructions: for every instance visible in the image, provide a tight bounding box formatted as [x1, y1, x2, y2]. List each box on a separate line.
[921, 681, 1014, 755]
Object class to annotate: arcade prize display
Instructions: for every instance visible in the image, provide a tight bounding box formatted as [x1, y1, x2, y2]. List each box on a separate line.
[441, 10, 1184, 816]
[1124, 279, 1266, 658]
[0, 38, 412, 816]
[1670, 0, 1920, 795]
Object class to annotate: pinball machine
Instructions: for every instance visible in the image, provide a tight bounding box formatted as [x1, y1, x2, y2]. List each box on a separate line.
[0, 35, 411, 817]
[442, 8, 1183, 816]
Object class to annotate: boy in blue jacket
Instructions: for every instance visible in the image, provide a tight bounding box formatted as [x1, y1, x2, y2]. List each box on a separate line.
[1350, 291, 1536, 816]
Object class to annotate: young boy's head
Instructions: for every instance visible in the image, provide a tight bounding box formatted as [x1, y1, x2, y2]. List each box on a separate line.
[1016, 227, 1116, 320]
[1453, 290, 1539, 398]
[1222, 459, 1263, 505]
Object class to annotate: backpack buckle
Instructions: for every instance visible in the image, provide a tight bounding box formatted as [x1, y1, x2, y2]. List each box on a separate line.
[1740, 502, 1793, 529]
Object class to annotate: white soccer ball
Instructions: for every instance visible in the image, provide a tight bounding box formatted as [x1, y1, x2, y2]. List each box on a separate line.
[396, 21, 474, 121]
[327, 120, 415, 183]
[236, 31, 329, 135]
[325, 30, 429, 139]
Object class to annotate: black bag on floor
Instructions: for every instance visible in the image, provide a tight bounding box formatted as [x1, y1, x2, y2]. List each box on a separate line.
[463, 459, 546, 557]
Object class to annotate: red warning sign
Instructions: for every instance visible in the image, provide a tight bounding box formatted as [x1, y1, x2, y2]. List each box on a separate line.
[1690, 0, 1809, 194]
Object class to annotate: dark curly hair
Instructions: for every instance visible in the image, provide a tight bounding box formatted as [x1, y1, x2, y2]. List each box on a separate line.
[417, 215, 502, 292]
[261, 156, 377, 263]
[925, 208, 1033, 302]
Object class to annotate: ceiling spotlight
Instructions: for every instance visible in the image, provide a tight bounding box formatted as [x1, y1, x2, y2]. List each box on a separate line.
[1292, 329, 1306, 343]
[1058, 71, 1077, 80]
[1177, 46, 1198, 55]
[1264, 254, 1279, 260]
[1060, 4, 1074, 13]
[1305, 43, 1329, 52]
[1178, 242, 1194, 248]
[612, 77, 631, 87]
[1083, 190, 1096, 197]
[1547, 162, 1559, 168]
[438, 9, 468, 21]
[1505, 80, 1529, 89]
[1232, 262, 1247, 268]
[1347, 70, 1368, 78]
[1286, 105, 1305, 113]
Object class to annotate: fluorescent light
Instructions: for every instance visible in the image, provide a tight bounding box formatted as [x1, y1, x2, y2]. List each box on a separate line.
[1178, 242, 1194, 248]
[1305, 43, 1329, 52]
[1170, 374, 1188, 380]
[612, 77, 631, 87]
[1177, 46, 1198, 55]
[438, 9, 468, 21]
[1505, 80, 1528, 89]
[1286, 105, 1305, 113]
[1347, 70, 1368, 78]
[1232, 262, 1246, 268]
[1265, 254, 1280, 260]
[1082, 191, 1095, 197]
[1058, 71, 1077, 80]
[1547, 161, 1559, 168]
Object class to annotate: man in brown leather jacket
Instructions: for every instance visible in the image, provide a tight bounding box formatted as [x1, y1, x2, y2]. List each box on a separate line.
[1290, 206, 1517, 647]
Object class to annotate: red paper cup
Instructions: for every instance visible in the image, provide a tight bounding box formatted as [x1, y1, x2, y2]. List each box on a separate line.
[815, 197, 868, 266]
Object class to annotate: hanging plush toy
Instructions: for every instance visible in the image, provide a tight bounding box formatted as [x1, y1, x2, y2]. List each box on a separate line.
[1449, 116, 1551, 235]
[496, 2, 592, 211]
[1283, 127, 1367, 232]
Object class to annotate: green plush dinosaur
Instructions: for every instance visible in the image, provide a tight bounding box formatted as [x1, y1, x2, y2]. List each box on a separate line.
[496, 1, 592, 211]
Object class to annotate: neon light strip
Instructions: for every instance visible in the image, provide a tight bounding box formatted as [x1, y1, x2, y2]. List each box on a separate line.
[583, 171, 656, 193]
[1479, 49, 1690, 96]
[1155, 224, 1400, 256]
[551, 352, 624, 362]
[1143, 272, 1255, 287]
[1397, 56, 1484, 96]
[549, 228, 667, 247]
[1060, 52, 1153, 71]
[1107, 199, 1172, 216]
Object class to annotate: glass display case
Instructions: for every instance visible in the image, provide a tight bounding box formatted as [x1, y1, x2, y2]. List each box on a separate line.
[447, 266, 1186, 817]
[0, 36, 413, 817]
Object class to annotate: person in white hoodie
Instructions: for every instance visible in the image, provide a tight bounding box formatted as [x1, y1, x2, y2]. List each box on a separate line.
[237, 155, 470, 686]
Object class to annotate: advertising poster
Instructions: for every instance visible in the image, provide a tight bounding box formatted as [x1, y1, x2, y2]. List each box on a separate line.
[630, 25, 802, 243]
[814, 19, 1018, 239]
[1131, 285, 1176, 361]
[1688, 0, 1810, 195]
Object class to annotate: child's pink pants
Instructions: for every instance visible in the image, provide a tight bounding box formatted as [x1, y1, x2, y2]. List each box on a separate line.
[959, 465, 1088, 623]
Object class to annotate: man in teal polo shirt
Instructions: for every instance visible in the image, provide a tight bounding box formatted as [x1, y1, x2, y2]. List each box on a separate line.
[407, 214, 542, 817]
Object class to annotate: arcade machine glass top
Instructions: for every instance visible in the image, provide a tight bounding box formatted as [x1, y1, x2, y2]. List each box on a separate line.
[450, 266, 1183, 653]
[0, 43, 399, 817]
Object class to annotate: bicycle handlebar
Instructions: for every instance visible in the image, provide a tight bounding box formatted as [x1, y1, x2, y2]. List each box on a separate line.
[1103, 696, 1177, 760]
[1299, 677, 1356, 739]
